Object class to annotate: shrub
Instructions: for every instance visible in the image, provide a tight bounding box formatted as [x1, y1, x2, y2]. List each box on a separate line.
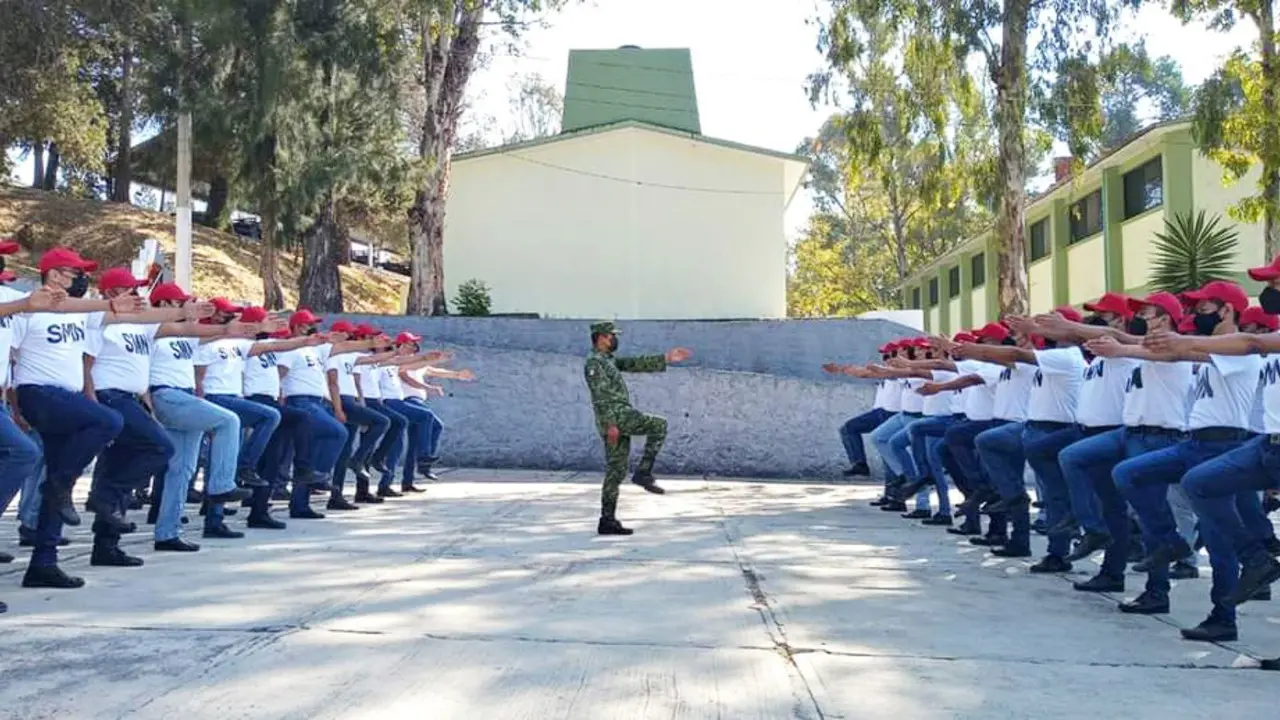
[453, 278, 492, 316]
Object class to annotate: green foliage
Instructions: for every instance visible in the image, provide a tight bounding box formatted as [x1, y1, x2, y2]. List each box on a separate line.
[1149, 210, 1241, 293]
[452, 278, 492, 317]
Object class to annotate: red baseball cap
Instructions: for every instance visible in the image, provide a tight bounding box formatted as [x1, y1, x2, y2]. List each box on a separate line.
[289, 309, 324, 326]
[38, 247, 98, 274]
[149, 282, 193, 306]
[240, 306, 269, 323]
[953, 331, 977, 343]
[395, 331, 422, 345]
[1128, 291, 1185, 322]
[878, 341, 898, 353]
[0, 239, 20, 255]
[1248, 254, 1280, 281]
[210, 297, 245, 314]
[1183, 280, 1250, 314]
[1053, 306, 1083, 323]
[1083, 292, 1133, 318]
[330, 320, 357, 334]
[975, 322, 1011, 341]
[1177, 315, 1196, 333]
[353, 323, 378, 338]
[1240, 305, 1280, 331]
[0, 270, 16, 283]
[1030, 335, 1047, 350]
[98, 267, 147, 291]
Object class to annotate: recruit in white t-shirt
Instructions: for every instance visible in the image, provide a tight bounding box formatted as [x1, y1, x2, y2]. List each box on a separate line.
[871, 379, 890, 410]
[195, 338, 253, 396]
[1026, 348, 1086, 423]
[1256, 356, 1280, 433]
[955, 359, 1001, 421]
[1075, 356, 1137, 429]
[244, 349, 282, 399]
[899, 378, 925, 413]
[1187, 354, 1265, 431]
[0, 285, 29, 387]
[923, 370, 958, 416]
[1121, 360, 1193, 430]
[403, 366, 428, 400]
[150, 335, 200, 390]
[379, 364, 405, 400]
[355, 363, 381, 399]
[880, 378, 903, 412]
[10, 310, 101, 392]
[280, 343, 334, 398]
[992, 363, 1037, 422]
[326, 351, 362, 397]
[87, 322, 161, 395]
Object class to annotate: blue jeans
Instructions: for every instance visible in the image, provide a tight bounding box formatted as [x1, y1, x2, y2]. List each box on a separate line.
[206, 394, 281, 471]
[840, 407, 891, 466]
[16, 385, 124, 567]
[1114, 435, 1240, 601]
[1183, 436, 1280, 568]
[943, 418, 1006, 528]
[1022, 422, 1082, 559]
[91, 390, 175, 546]
[1059, 428, 1128, 577]
[870, 412, 909, 480]
[334, 396, 391, 494]
[285, 396, 348, 477]
[405, 397, 445, 462]
[906, 415, 960, 515]
[386, 398, 443, 484]
[151, 387, 240, 539]
[247, 394, 308, 516]
[976, 421, 1028, 549]
[367, 399, 406, 490]
[0, 410, 41, 523]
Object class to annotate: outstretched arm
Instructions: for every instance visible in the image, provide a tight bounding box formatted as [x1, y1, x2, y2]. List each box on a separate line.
[951, 343, 1035, 366]
[1144, 330, 1277, 357]
[917, 374, 985, 395]
[1029, 312, 1142, 345]
[1085, 335, 1208, 363]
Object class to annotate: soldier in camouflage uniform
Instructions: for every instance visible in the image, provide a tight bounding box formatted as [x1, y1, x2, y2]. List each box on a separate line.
[584, 321, 692, 535]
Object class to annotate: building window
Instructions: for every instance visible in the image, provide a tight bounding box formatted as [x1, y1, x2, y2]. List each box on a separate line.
[948, 265, 960, 298]
[911, 287, 921, 309]
[1069, 190, 1103, 243]
[1123, 156, 1163, 218]
[1029, 220, 1049, 261]
[971, 253, 986, 288]
[928, 278, 939, 306]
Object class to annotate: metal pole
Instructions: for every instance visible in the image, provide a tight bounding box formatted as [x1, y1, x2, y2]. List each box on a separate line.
[175, 112, 193, 289]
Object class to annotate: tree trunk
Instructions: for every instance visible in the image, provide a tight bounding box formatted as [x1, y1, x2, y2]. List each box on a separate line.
[32, 142, 45, 189]
[406, 6, 483, 316]
[257, 135, 285, 309]
[300, 194, 345, 311]
[204, 175, 231, 229]
[43, 143, 60, 191]
[1259, 2, 1280, 260]
[992, 0, 1031, 317]
[111, 45, 134, 203]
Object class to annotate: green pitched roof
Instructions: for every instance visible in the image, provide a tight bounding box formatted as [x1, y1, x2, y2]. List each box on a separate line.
[561, 47, 700, 135]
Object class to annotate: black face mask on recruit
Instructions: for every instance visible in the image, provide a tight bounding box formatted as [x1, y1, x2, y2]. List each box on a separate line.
[1260, 286, 1280, 315]
[1000, 337, 1016, 346]
[67, 274, 89, 298]
[255, 332, 270, 340]
[1085, 315, 1110, 327]
[1193, 311, 1223, 336]
[1127, 316, 1149, 336]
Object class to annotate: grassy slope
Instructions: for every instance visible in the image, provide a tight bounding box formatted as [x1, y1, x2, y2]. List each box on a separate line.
[0, 186, 408, 313]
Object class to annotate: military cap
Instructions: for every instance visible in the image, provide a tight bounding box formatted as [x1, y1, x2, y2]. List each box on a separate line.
[590, 321, 621, 335]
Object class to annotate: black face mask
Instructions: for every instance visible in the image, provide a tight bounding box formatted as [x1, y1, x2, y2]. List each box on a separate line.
[881, 354, 890, 362]
[1085, 315, 1110, 327]
[1260, 286, 1280, 314]
[255, 332, 270, 340]
[304, 327, 318, 336]
[607, 335, 618, 353]
[1127, 317, 1149, 336]
[1042, 338, 1059, 349]
[67, 274, 89, 298]
[0, 256, 7, 273]
[905, 347, 917, 360]
[1193, 311, 1223, 336]
[1000, 337, 1016, 346]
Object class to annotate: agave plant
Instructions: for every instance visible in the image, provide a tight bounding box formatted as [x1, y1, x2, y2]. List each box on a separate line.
[1149, 210, 1240, 294]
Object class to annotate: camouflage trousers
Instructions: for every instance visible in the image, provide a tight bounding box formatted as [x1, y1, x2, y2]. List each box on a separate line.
[600, 407, 668, 517]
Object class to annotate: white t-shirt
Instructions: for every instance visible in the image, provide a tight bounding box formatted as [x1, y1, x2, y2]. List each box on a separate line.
[1187, 354, 1265, 431]
[1122, 360, 1193, 431]
[327, 351, 361, 397]
[355, 364, 381, 399]
[244, 348, 282, 399]
[11, 311, 100, 392]
[150, 336, 199, 390]
[0, 286, 29, 387]
[1257, 357, 1280, 433]
[87, 322, 160, 394]
[1075, 356, 1137, 428]
[899, 378, 925, 413]
[956, 360, 1000, 421]
[992, 363, 1037, 421]
[1027, 348, 1086, 423]
[195, 338, 253, 396]
[871, 379, 890, 410]
[379, 364, 405, 401]
[280, 344, 333, 398]
[923, 370, 957, 416]
[403, 367, 428, 400]
[880, 379, 903, 412]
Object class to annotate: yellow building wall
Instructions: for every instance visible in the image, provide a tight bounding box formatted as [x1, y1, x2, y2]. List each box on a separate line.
[948, 301, 961, 334]
[1193, 152, 1268, 269]
[1067, 236, 1106, 306]
[970, 286, 987, 327]
[1120, 211, 1165, 292]
[1029, 259, 1054, 314]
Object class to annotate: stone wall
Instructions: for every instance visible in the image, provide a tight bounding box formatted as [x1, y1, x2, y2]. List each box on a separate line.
[329, 316, 919, 479]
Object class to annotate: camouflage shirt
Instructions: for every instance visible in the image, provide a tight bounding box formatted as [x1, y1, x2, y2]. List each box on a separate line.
[584, 349, 666, 430]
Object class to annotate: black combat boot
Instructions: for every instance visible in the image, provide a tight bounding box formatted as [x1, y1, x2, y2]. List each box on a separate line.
[598, 498, 633, 535]
[631, 469, 665, 494]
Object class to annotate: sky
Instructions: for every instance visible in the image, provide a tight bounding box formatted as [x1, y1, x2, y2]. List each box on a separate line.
[6, 0, 1263, 238]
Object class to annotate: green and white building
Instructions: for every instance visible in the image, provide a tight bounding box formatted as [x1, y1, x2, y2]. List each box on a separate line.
[900, 119, 1273, 333]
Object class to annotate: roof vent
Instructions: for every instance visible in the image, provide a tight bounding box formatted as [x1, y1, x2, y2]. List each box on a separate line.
[618, 44, 641, 50]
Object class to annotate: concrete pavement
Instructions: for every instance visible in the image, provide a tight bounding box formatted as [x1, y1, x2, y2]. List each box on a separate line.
[1, 471, 1277, 719]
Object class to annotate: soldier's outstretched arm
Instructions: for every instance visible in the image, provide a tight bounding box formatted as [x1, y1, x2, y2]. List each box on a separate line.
[614, 354, 667, 373]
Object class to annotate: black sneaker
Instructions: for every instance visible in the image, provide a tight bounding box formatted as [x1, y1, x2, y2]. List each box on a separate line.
[353, 492, 384, 504]
[1148, 538, 1194, 569]
[327, 496, 361, 511]
[46, 487, 81, 526]
[869, 496, 890, 507]
[400, 483, 426, 494]
[969, 535, 1008, 547]
[155, 537, 201, 552]
[1118, 591, 1169, 615]
[289, 509, 326, 520]
[236, 467, 269, 488]
[632, 471, 666, 494]
[22, 565, 85, 589]
[597, 517, 634, 536]
[90, 547, 145, 567]
[1170, 562, 1200, 580]
[207, 487, 252, 504]
[202, 524, 245, 539]
[1073, 573, 1124, 593]
[1180, 617, 1238, 643]
[1228, 557, 1280, 606]
[844, 462, 871, 478]
[247, 513, 287, 530]
[991, 545, 1033, 558]
[901, 509, 932, 520]
[1029, 555, 1072, 573]
[895, 477, 936, 500]
[921, 513, 953, 526]
[879, 500, 908, 512]
[1065, 531, 1113, 562]
[377, 487, 403, 499]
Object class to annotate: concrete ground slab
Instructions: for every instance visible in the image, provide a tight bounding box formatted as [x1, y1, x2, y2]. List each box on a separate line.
[1, 473, 1276, 719]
